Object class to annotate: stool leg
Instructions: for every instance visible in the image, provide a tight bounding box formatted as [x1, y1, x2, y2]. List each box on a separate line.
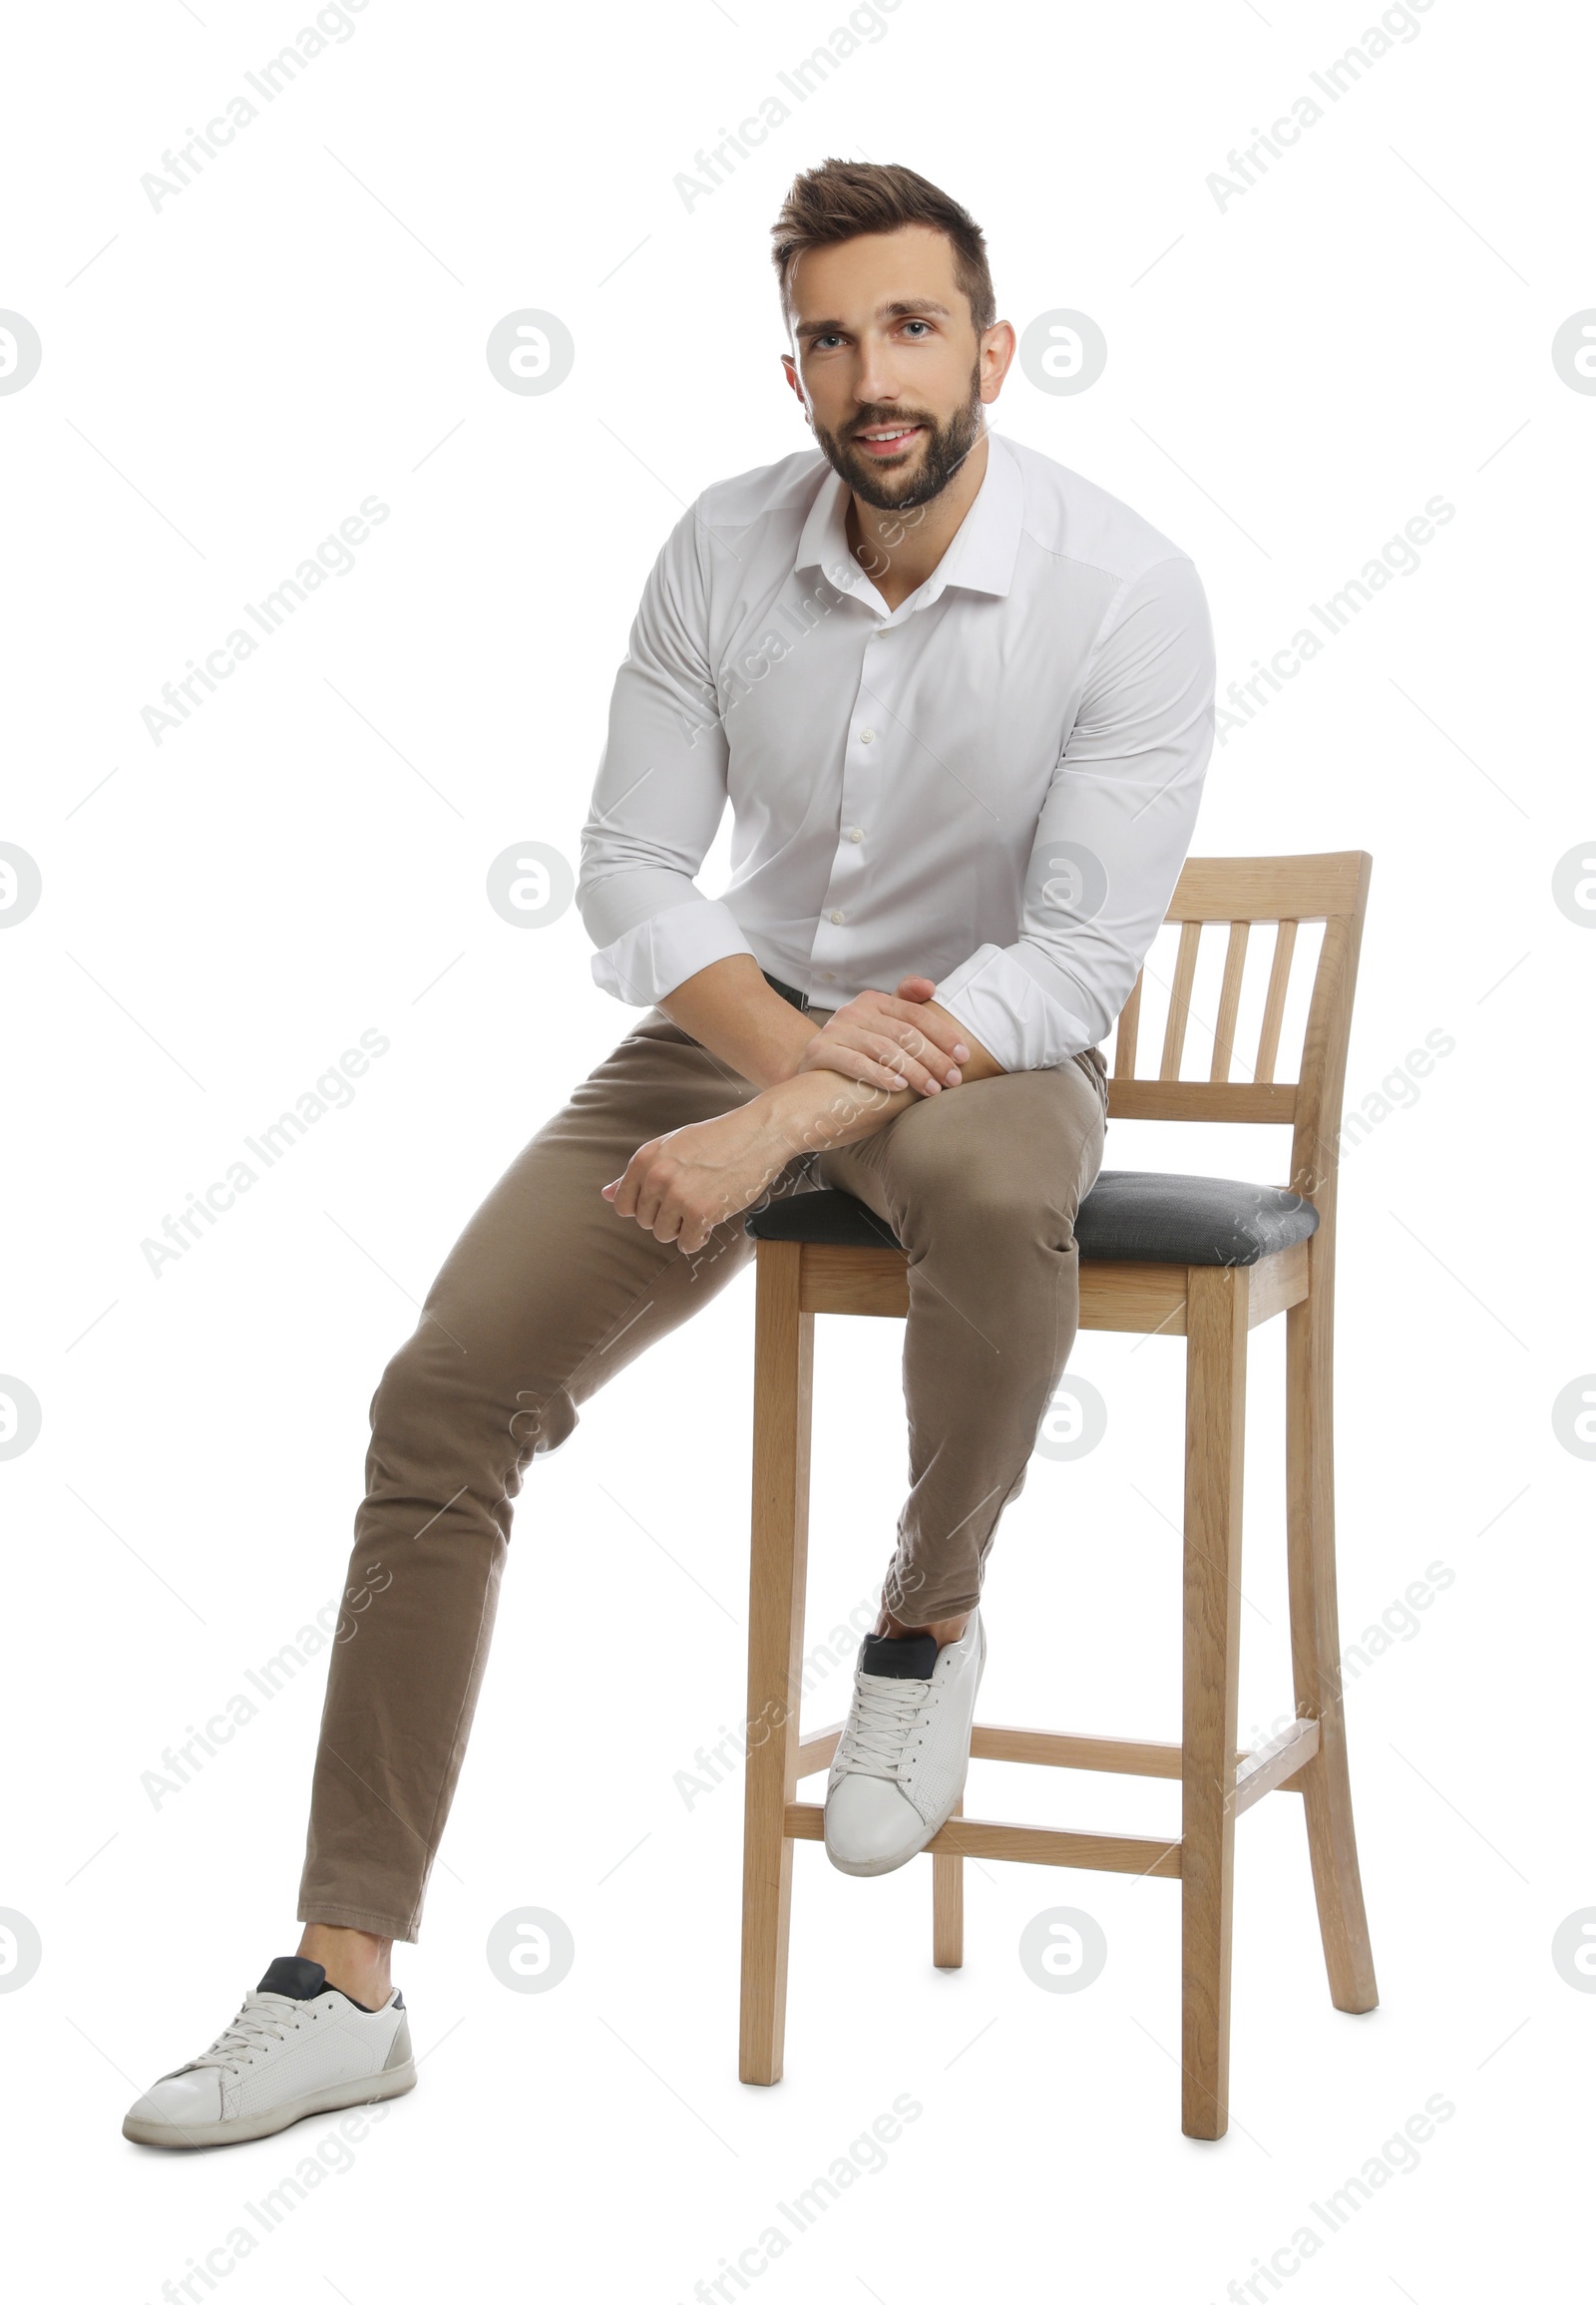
[1181, 1265, 1248, 2141]
[1286, 1262, 1379, 2014]
[933, 1797, 964, 1969]
[740, 1241, 813, 2086]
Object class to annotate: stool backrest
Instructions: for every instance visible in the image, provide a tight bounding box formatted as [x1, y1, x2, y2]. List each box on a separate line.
[1106, 851, 1374, 1209]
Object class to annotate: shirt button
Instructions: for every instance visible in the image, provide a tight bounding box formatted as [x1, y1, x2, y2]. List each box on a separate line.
[846, 827, 863, 843]
[829, 910, 845, 925]
[860, 728, 876, 744]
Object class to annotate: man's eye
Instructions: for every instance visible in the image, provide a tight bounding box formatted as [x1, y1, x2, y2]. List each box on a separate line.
[903, 321, 931, 337]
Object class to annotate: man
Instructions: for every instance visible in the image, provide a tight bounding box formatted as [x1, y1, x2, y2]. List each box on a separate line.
[124, 158, 1214, 2147]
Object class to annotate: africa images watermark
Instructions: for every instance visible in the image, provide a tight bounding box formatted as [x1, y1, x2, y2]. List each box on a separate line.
[1239, 1555, 1456, 1759]
[138, 2100, 393, 2304]
[1205, 0, 1441, 213]
[1205, 2093, 1455, 2302]
[1337, 1027, 1455, 1160]
[673, 1588, 883, 1810]
[140, 1028, 390, 1279]
[1216, 494, 1455, 745]
[140, 1565, 391, 1811]
[668, 483, 939, 752]
[672, 572, 845, 751]
[673, 0, 906, 210]
[673, 2094, 924, 2304]
[140, 1, 381, 213]
[141, 496, 390, 746]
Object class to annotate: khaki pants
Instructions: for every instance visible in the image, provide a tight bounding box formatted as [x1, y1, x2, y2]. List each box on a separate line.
[297, 1008, 1108, 1941]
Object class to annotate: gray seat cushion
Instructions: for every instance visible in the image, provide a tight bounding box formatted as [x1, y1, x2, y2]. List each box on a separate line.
[745, 1170, 1319, 1267]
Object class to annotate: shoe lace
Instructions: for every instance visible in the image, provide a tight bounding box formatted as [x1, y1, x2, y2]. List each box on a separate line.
[835, 1672, 936, 1781]
[187, 1995, 305, 2076]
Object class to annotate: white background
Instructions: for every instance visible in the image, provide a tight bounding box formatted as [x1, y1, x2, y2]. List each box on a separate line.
[3, 0, 1592, 2297]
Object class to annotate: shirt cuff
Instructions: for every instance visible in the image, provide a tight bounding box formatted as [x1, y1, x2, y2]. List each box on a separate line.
[589, 896, 757, 1007]
[934, 944, 1098, 1074]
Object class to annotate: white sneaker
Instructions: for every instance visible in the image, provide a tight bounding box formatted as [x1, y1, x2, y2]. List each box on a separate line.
[122, 1956, 416, 2149]
[824, 1613, 986, 1877]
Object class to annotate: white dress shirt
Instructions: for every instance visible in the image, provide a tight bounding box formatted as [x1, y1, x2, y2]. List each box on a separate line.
[578, 429, 1215, 1071]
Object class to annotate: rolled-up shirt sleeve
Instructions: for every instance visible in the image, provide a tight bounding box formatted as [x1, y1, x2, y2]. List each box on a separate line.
[934, 554, 1215, 1072]
[578, 503, 757, 1005]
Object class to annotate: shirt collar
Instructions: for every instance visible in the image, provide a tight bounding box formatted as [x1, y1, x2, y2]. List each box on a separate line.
[795, 429, 1024, 613]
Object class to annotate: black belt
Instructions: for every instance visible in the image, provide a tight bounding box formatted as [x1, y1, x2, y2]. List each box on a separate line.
[762, 970, 813, 1014]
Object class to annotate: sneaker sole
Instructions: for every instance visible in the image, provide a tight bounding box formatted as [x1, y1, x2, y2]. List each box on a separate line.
[825, 1781, 970, 1876]
[122, 2059, 417, 2149]
[825, 1623, 988, 1878]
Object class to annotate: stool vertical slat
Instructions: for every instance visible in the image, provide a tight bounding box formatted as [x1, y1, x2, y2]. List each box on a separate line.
[1255, 919, 1298, 1084]
[739, 1240, 814, 2086]
[1113, 968, 1144, 1078]
[1210, 921, 1251, 1081]
[1160, 920, 1203, 1078]
[1180, 1263, 1250, 2140]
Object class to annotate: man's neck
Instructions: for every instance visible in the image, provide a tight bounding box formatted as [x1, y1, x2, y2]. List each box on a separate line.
[844, 430, 991, 613]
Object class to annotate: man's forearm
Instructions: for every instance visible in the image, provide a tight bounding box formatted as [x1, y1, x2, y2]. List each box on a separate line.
[756, 1000, 1003, 1160]
[656, 954, 815, 1088]
[751, 990, 1009, 1170]
[660, 954, 1004, 1099]
[602, 987, 1007, 1255]
[760, 1066, 917, 1159]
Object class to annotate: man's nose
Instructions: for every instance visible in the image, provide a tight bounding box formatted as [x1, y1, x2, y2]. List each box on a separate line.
[853, 341, 903, 406]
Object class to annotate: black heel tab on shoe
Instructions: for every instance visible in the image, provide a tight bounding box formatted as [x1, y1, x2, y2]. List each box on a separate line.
[858, 1632, 939, 1679]
[256, 1955, 328, 1999]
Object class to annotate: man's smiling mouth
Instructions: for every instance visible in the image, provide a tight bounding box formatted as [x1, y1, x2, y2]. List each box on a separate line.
[854, 423, 925, 456]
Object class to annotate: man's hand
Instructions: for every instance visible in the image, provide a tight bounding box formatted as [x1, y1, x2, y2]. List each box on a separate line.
[795, 975, 971, 1096]
[602, 1098, 799, 1255]
[601, 1051, 928, 1256]
[604, 982, 1004, 1256]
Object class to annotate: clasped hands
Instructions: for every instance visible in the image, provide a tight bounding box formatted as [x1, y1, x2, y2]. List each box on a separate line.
[601, 976, 973, 1255]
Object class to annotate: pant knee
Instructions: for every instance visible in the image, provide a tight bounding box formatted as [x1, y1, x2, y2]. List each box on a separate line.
[370, 1328, 570, 1490]
[895, 1164, 1080, 1259]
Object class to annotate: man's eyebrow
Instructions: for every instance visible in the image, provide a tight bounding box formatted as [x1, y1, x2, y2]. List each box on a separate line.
[794, 298, 954, 334]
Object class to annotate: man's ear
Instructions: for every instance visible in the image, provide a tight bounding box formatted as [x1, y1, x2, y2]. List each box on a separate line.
[781, 351, 809, 420]
[979, 319, 1017, 407]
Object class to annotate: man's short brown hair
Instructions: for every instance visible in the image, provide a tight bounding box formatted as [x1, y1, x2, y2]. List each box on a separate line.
[770, 159, 996, 337]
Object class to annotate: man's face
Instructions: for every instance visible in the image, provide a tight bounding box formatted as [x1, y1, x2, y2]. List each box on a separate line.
[781, 225, 1012, 513]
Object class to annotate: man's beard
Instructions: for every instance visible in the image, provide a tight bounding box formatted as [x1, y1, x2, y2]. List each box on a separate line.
[811, 364, 986, 513]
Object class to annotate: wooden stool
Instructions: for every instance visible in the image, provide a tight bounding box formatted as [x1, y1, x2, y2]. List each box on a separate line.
[737, 851, 1379, 2138]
